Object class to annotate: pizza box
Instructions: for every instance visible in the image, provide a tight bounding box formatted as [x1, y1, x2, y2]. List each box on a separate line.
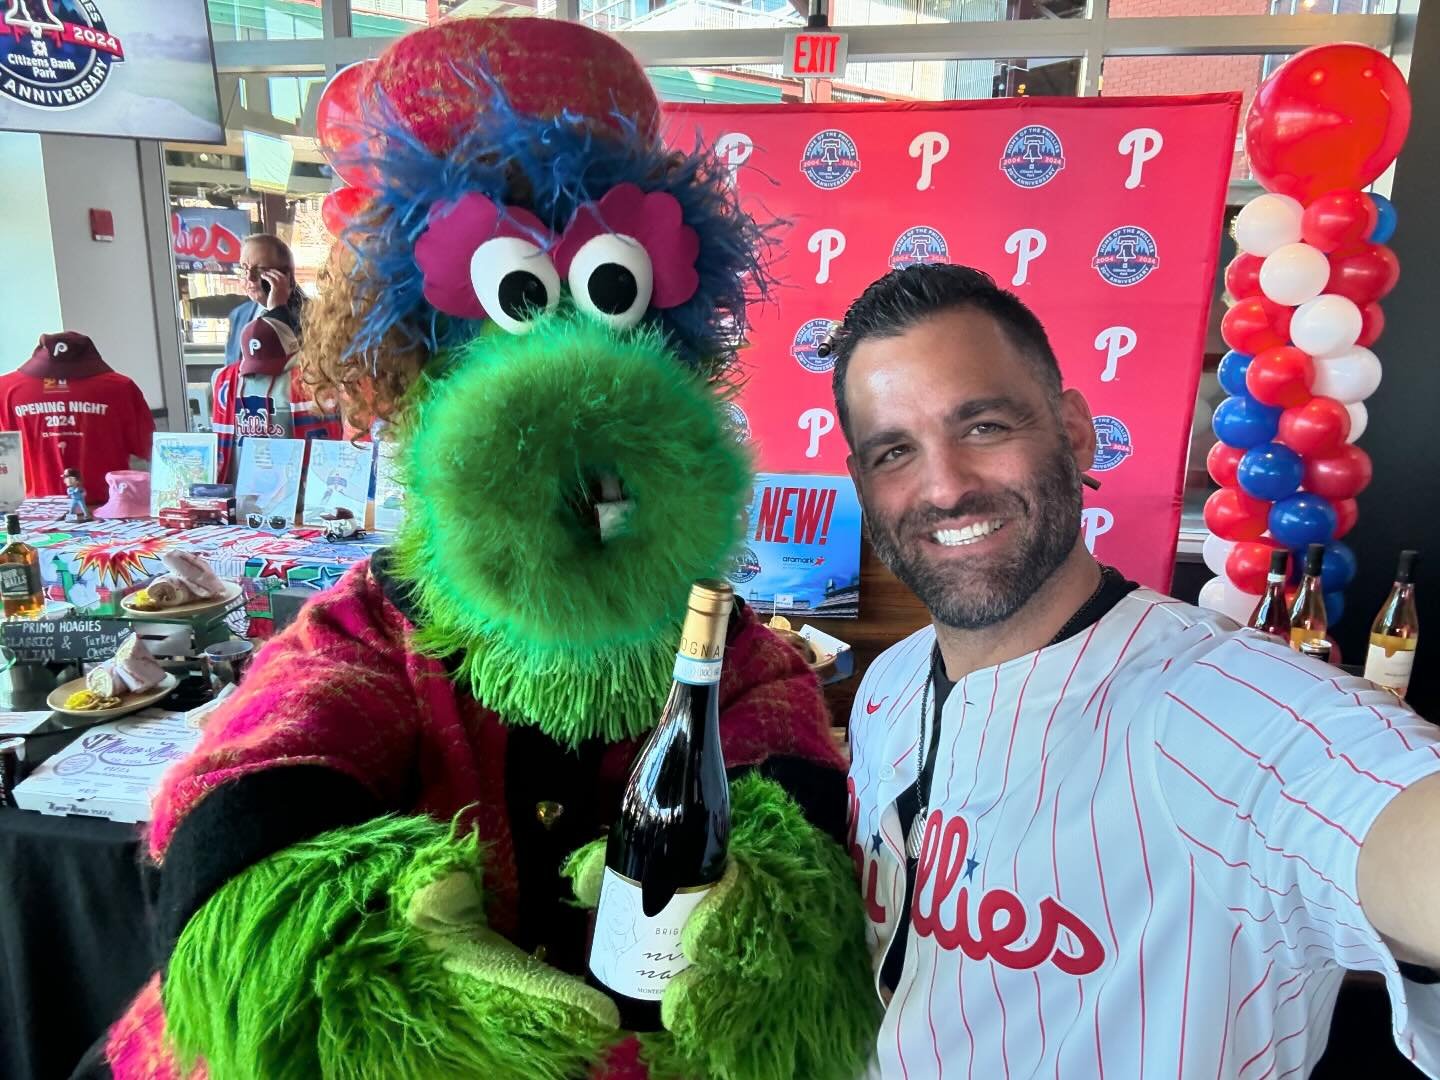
[13, 709, 200, 823]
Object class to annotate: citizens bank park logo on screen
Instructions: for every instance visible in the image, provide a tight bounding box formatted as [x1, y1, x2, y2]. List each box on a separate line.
[1090, 415, 1134, 472]
[890, 226, 949, 271]
[799, 129, 861, 190]
[792, 318, 837, 374]
[722, 402, 751, 444]
[999, 125, 1066, 189]
[0, 1, 126, 111]
[1093, 226, 1159, 287]
[727, 546, 762, 584]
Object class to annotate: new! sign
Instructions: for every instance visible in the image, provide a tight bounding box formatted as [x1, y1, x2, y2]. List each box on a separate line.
[783, 30, 848, 79]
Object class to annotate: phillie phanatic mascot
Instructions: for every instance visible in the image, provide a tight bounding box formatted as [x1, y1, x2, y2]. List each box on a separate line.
[100, 16, 877, 1080]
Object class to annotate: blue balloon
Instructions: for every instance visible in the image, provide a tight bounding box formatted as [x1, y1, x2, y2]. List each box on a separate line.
[1324, 590, 1345, 627]
[1217, 351, 1254, 398]
[1322, 541, 1358, 592]
[1368, 193, 1398, 245]
[1237, 442, 1304, 501]
[1212, 395, 1282, 449]
[1269, 494, 1339, 549]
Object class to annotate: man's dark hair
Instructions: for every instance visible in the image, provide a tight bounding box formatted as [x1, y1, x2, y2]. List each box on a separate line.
[829, 264, 1063, 445]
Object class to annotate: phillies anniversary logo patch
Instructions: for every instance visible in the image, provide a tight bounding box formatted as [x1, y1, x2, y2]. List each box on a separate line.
[1, 0, 125, 111]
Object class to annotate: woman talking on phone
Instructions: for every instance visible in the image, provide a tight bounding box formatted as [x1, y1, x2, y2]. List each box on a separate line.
[223, 234, 307, 365]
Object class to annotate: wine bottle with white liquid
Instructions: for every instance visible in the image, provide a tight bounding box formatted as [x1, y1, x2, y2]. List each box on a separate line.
[588, 580, 733, 1031]
[1364, 550, 1419, 700]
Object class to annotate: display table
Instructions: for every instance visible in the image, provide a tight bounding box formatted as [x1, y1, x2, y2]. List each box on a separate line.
[16, 497, 387, 639]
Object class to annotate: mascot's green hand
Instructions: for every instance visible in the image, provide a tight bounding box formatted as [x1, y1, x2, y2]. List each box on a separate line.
[163, 814, 617, 1080]
[564, 774, 880, 1080]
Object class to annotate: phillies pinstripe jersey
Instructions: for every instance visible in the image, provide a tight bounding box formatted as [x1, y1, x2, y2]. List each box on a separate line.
[848, 586, 1440, 1079]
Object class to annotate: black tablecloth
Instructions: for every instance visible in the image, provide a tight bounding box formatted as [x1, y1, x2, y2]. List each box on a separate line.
[0, 730, 156, 1080]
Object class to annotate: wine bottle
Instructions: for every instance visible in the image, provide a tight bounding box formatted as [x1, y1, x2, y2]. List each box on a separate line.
[1248, 549, 1292, 638]
[0, 513, 43, 619]
[588, 580, 733, 1031]
[1289, 543, 1328, 650]
[1364, 550, 1419, 700]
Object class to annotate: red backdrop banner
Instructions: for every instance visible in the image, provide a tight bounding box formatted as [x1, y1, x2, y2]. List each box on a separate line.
[663, 95, 1240, 592]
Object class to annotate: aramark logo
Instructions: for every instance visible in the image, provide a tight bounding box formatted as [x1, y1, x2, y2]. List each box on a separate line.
[792, 318, 837, 374]
[1090, 416, 1134, 472]
[799, 129, 861, 190]
[1092, 226, 1159, 287]
[1000, 125, 1066, 189]
[889, 226, 948, 271]
[727, 546, 762, 584]
[1, 0, 126, 112]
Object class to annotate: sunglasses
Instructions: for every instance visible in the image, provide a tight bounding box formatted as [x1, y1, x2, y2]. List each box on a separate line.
[246, 513, 289, 530]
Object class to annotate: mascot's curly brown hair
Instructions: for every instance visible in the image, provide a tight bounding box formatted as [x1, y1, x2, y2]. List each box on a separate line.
[98, 17, 879, 1080]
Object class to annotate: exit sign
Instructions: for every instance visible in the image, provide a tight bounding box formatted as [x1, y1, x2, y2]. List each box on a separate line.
[783, 30, 848, 79]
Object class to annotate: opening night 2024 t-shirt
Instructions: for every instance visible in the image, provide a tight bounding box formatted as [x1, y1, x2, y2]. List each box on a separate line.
[0, 371, 154, 500]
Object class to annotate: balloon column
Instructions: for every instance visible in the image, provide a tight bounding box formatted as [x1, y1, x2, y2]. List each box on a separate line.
[1202, 44, 1410, 626]
[315, 60, 379, 236]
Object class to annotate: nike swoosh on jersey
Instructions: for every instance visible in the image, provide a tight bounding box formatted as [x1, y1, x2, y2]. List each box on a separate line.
[865, 697, 887, 714]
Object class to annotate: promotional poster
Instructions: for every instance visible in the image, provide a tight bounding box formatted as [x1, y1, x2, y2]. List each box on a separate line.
[728, 473, 862, 618]
[664, 96, 1240, 591]
[171, 207, 250, 273]
[0, 0, 222, 142]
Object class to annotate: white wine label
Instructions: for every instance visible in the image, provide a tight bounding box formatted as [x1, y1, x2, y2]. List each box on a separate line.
[672, 654, 722, 686]
[588, 867, 712, 1001]
[1364, 644, 1415, 692]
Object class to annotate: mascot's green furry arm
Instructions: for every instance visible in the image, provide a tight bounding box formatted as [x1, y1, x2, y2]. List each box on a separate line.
[99, 17, 883, 1080]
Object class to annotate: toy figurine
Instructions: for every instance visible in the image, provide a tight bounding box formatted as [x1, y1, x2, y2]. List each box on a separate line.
[61, 468, 92, 523]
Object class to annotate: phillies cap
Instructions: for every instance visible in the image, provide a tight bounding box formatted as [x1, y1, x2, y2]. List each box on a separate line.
[238, 317, 300, 375]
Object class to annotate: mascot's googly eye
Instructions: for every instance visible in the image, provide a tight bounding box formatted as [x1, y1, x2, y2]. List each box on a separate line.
[566, 234, 654, 330]
[470, 237, 561, 334]
[555, 183, 701, 318]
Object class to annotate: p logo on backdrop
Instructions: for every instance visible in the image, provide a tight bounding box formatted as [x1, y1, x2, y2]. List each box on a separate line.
[665, 95, 1241, 594]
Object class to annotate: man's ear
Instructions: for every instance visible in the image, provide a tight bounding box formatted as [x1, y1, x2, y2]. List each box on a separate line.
[1059, 388, 1096, 474]
[846, 452, 862, 493]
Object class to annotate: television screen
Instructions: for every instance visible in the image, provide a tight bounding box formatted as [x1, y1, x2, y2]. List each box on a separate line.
[0, 0, 223, 143]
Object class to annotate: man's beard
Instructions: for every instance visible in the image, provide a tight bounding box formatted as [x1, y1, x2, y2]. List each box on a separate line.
[866, 444, 1083, 631]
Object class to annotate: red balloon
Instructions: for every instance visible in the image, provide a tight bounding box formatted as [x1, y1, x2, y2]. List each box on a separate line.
[1207, 442, 1244, 488]
[1303, 444, 1373, 500]
[1222, 297, 1291, 356]
[316, 60, 380, 189]
[1246, 346, 1315, 408]
[1301, 189, 1380, 253]
[1332, 497, 1359, 539]
[1204, 487, 1273, 542]
[1278, 396, 1351, 458]
[321, 185, 372, 237]
[1326, 243, 1400, 307]
[1225, 253, 1264, 301]
[1358, 302, 1386, 347]
[1245, 45, 1412, 204]
[1227, 539, 1284, 595]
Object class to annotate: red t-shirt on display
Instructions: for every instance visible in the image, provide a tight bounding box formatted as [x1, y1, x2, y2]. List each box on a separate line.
[0, 372, 155, 499]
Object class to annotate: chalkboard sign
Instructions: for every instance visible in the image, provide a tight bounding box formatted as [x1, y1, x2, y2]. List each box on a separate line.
[0, 618, 131, 664]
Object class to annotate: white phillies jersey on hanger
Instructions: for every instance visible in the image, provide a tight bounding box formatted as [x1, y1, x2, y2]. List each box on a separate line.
[848, 587, 1440, 1079]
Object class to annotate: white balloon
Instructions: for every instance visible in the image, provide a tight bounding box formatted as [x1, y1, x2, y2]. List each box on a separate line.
[1290, 294, 1363, 358]
[1345, 401, 1368, 443]
[1311, 347, 1382, 404]
[1259, 242, 1331, 306]
[1198, 575, 1259, 624]
[1234, 193, 1304, 258]
[1202, 533, 1237, 578]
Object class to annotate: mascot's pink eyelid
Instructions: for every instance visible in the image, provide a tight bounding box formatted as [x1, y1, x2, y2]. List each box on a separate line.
[414, 183, 701, 322]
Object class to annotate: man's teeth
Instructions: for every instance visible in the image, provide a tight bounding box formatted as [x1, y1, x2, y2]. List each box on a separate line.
[932, 520, 1004, 547]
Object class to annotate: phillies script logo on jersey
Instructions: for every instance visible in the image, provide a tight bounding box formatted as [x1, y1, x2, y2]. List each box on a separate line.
[236, 398, 285, 439]
[1, 0, 126, 112]
[799, 128, 861, 190]
[913, 809, 1106, 974]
